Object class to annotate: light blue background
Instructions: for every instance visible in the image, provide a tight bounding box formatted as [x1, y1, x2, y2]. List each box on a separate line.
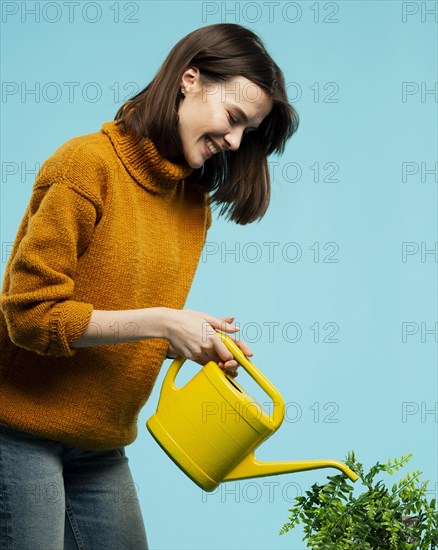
[1, 1, 437, 548]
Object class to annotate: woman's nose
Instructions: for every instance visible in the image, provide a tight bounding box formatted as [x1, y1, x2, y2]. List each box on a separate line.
[224, 128, 244, 151]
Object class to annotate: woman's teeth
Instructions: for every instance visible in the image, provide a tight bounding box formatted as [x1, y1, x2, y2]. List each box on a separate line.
[206, 137, 219, 154]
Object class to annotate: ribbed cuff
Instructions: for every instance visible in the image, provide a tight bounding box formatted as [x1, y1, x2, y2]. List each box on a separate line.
[49, 301, 94, 356]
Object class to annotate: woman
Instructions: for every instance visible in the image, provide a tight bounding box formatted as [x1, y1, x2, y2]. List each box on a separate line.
[0, 23, 298, 550]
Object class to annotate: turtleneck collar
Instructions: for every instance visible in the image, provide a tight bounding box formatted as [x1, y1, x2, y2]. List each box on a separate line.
[101, 121, 194, 193]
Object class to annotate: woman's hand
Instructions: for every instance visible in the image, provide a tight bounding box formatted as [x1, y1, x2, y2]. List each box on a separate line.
[72, 307, 252, 377]
[161, 310, 253, 377]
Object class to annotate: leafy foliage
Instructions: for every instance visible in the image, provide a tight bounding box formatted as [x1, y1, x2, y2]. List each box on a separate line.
[280, 452, 438, 549]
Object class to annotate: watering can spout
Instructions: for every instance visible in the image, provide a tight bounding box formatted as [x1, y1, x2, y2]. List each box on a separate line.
[224, 453, 359, 483]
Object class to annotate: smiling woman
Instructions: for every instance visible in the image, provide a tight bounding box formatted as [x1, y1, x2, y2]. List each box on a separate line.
[0, 22, 298, 550]
[115, 23, 299, 224]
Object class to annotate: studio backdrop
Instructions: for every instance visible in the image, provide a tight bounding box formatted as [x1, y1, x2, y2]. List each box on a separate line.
[1, 1, 437, 549]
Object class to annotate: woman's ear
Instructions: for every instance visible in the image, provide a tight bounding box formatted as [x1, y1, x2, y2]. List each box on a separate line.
[180, 66, 200, 93]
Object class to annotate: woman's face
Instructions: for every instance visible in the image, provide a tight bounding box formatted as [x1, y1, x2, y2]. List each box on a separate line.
[177, 67, 273, 169]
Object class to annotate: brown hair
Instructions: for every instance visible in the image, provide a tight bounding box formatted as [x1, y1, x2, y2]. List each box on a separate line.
[115, 23, 299, 225]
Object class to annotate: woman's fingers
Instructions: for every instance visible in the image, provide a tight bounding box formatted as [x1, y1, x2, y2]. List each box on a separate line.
[212, 317, 254, 357]
[222, 366, 239, 378]
[209, 316, 240, 334]
[208, 317, 254, 359]
[215, 337, 254, 380]
[231, 337, 253, 357]
[217, 359, 238, 369]
[209, 320, 255, 376]
[169, 310, 253, 376]
[217, 336, 254, 361]
[202, 317, 240, 364]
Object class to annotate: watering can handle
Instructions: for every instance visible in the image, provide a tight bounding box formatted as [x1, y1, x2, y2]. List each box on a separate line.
[159, 332, 285, 429]
[216, 332, 285, 429]
[157, 355, 186, 412]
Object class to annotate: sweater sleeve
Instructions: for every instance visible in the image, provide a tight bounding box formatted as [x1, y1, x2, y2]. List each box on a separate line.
[0, 181, 99, 357]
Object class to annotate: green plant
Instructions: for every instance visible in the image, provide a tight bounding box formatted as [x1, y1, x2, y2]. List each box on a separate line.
[280, 452, 438, 549]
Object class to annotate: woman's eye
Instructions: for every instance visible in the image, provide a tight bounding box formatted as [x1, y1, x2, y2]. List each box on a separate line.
[228, 113, 237, 124]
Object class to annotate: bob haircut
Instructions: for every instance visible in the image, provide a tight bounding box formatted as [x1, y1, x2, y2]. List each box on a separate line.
[115, 23, 299, 225]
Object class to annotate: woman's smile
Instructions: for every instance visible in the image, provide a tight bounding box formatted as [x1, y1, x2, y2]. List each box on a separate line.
[205, 136, 220, 155]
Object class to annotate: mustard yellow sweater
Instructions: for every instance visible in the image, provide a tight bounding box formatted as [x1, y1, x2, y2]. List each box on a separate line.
[0, 121, 211, 450]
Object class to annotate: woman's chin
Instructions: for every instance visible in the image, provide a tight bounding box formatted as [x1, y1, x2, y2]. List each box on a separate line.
[188, 157, 205, 170]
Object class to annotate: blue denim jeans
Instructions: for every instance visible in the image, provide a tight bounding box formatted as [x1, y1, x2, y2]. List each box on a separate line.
[0, 424, 148, 550]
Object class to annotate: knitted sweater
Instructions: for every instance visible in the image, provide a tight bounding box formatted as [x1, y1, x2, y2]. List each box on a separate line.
[0, 120, 211, 450]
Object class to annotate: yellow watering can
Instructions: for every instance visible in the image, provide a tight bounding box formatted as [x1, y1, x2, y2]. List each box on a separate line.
[147, 332, 358, 491]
